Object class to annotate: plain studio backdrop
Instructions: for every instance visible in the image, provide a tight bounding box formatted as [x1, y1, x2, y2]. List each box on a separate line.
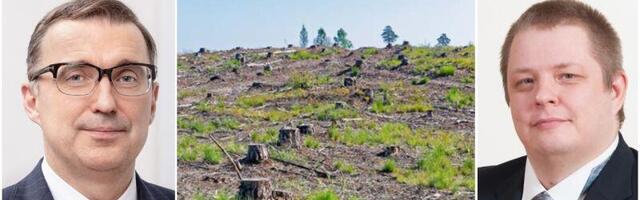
[477, 0, 638, 167]
[1, 0, 176, 190]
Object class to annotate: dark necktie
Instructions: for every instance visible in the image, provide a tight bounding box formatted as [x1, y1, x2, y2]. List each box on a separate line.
[532, 191, 553, 200]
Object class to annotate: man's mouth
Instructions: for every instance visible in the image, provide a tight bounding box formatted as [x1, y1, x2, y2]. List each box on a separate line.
[532, 117, 570, 129]
[80, 127, 127, 140]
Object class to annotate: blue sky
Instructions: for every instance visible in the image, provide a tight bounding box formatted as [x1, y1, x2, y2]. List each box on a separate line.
[178, 0, 475, 52]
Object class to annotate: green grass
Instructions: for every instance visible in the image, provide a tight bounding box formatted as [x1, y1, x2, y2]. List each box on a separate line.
[178, 135, 199, 161]
[220, 59, 241, 71]
[290, 50, 321, 61]
[445, 87, 474, 109]
[177, 88, 205, 101]
[303, 136, 321, 149]
[402, 47, 433, 59]
[208, 54, 221, 62]
[377, 58, 402, 69]
[361, 47, 378, 59]
[411, 77, 430, 85]
[212, 190, 236, 200]
[287, 72, 333, 89]
[371, 94, 432, 114]
[334, 160, 357, 175]
[381, 159, 397, 173]
[305, 189, 339, 200]
[462, 75, 474, 84]
[437, 65, 456, 77]
[251, 128, 279, 143]
[202, 144, 223, 164]
[271, 148, 303, 162]
[349, 66, 361, 77]
[177, 116, 240, 134]
[236, 95, 268, 108]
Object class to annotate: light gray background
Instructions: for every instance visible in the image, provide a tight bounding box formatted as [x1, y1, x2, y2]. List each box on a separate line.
[477, 0, 638, 167]
[1, 0, 176, 190]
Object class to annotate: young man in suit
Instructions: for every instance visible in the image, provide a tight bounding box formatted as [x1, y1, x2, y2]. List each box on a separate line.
[479, 0, 637, 199]
[3, 0, 174, 199]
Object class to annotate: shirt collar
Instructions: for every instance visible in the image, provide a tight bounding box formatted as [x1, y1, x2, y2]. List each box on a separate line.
[41, 157, 138, 200]
[521, 135, 618, 200]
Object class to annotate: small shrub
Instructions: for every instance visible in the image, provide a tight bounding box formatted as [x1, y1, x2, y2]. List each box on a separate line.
[335, 160, 356, 175]
[290, 50, 320, 61]
[381, 159, 397, 173]
[437, 65, 456, 77]
[362, 48, 378, 59]
[377, 58, 402, 69]
[305, 189, 339, 200]
[251, 128, 279, 143]
[304, 136, 321, 149]
[445, 88, 474, 109]
[220, 59, 241, 71]
[202, 145, 223, 165]
[411, 77, 430, 85]
[236, 95, 268, 108]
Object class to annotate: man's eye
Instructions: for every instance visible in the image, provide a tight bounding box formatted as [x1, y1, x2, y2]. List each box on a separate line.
[66, 74, 85, 81]
[117, 75, 137, 83]
[516, 78, 534, 86]
[560, 73, 576, 80]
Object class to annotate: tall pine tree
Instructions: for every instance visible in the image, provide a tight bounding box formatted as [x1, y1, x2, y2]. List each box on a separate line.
[381, 25, 398, 45]
[333, 28, 353, 48]
[314, 28, 331, 46]
[299, 25, 308, 48]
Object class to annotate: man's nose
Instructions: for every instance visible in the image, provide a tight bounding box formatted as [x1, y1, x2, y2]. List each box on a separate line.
[534, 78, 559, 106]
[90, 77, 117, 114]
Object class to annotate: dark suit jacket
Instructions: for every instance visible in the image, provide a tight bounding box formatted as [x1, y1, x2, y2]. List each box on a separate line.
[478, 135, 637, 200]
[3, 159, 175, 200]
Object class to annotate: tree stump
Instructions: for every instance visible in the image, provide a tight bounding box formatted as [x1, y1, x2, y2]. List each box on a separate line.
[402, 40, 410, 46]
[297, 124, 314, 135]
[354, 59, 363, 68]
[245, 144, 269, 164]
[344, 77, 355, 87]
[335, 101, 348, 109]
[238, 178, 272, 200]
[363, 89, 374, 104]
[198, 47, 206, 54]
[377, 146, 400, 157]
[287, 44, 294, 48]
[264, 64, 272, 72]
[266, 52, 273, 58]
[278, 127, 301, 148]
[385, 43, 393, 49]
[272, 190, 294, 200]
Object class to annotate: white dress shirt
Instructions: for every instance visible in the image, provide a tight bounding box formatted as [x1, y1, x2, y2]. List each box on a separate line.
[41, 158, 137, 200]
[521, 135, 618, 200]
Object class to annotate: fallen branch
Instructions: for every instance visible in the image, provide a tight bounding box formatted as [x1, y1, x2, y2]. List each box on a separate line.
[271, 157, 335, 178]
[209, 134, 243, 180]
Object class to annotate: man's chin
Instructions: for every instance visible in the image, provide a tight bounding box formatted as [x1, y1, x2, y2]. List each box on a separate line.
[77, 149, 132, 171]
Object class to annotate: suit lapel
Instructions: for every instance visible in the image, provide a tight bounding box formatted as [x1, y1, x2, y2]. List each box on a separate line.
[496, 159, 526, 200]
[15, 158, 54, 200]
[585, 135, 636, 200]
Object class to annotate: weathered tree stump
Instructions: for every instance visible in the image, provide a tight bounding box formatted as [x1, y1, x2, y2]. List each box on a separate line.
[363, 89, 374, 104]
[209, 75, 222, 81]
[402, 41, 410, 46]
[400, 57, 409, 66]
[245, 144, 269, 164]
[335, 101, 348, 109]
[287, 44, 294, 48]
[377, 146, 400, 157]
[235, 53, 244, 61]
[205, 93, 212, 99]
[198, 47, 206, 54]
[272, 190, 294, 200]
[264, 64, 272, 72]
[354, 59, 363, 68]
[278, 127, 301, 148]
[344, 77, 355, 87]
[297, 124, 314, 135]
[266, 52, 273, 58]
[238, 178, 272, 200]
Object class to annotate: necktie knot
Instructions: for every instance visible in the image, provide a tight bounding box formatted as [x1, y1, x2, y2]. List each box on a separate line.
[532, 191, 553, 200]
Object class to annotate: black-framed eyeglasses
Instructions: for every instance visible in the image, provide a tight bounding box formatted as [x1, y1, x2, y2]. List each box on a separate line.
[28, 62, 157, 96]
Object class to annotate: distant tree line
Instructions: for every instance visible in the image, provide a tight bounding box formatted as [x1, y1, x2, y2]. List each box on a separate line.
[298, 25, 453, 49]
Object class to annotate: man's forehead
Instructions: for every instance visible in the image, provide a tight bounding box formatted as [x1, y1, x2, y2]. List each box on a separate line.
[508, 25, 597, 72]
[37, 18, 148, 67]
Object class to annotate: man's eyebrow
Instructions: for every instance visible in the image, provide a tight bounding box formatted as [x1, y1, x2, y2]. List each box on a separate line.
[115, 59, 147, 66]
[510, 62, 578, 74]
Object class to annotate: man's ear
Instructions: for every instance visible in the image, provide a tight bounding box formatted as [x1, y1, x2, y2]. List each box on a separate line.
[149, 83, 159, 124]
[21, 83, 41, 125]
[610, 70, 627, 115]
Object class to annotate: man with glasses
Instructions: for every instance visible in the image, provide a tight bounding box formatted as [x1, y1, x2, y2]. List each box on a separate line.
[3, 0, 174, 199]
